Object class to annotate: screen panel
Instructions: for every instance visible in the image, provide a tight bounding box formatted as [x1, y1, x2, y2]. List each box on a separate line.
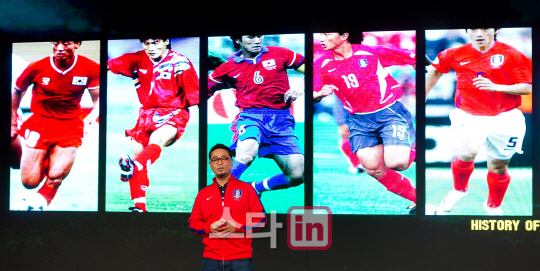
[425, 28, 532, 216]
[207, 34, 305, 213]
[10, 40, 100, 211]
[105, 38, 200, 212]
[313, 31, 417, 215]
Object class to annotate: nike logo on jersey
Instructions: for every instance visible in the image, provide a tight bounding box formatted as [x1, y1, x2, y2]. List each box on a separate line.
[460, 61, 471, 65]
[233, 73, 242, 78]
[328, 68, 336, 72]
[139, 69, 147, 74]
[207, 196, 212, 200]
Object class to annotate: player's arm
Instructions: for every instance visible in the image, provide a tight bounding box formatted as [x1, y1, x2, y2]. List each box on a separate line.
[284, 63, 306, 103]
[313, 84, 338, 103]
[11, 88, 26, 139]
[83, 87, 100, 135]
[425, 65, 443, 99]
[472, 77, 532, 95]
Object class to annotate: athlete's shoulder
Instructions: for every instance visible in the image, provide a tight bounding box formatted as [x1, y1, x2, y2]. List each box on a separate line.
[77, 54, 100, 67]
[494, 41, 524, 55]
[26, 56, 50, 69]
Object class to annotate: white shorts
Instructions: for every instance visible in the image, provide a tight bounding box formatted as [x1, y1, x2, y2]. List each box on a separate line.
[449, 108, 526, 160]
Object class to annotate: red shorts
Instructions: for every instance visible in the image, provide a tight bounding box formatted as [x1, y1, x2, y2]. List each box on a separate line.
[126, 107, 190, 147]
[20, 115, 83, 149]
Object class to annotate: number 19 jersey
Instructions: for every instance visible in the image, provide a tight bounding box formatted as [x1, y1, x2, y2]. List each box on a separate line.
[315, 44, 415, 114]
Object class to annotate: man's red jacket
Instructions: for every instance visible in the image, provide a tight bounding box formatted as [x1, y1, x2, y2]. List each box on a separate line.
[188, 175, 266, 260]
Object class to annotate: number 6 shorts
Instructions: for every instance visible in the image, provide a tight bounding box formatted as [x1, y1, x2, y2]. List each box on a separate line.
[347, 101, 416, 153]
[229, 108, 303, 158]
[449, 108, 526, 160]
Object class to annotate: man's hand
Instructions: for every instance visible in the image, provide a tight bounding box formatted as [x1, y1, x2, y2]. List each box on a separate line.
[314, 84, 338, 102]
[83, 110, 99, 137]
[472, 76, 498, 92]
[210, 218, 226, 234]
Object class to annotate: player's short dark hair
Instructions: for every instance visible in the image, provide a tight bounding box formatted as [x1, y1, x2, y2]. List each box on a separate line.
[52, 41, 82, 45]
[139, 38, 172, 49]
[464, 28, 500, 40]
[209, 144, 234, 159]
[338, 32, 364, 45]
[230, 35, 263, 50]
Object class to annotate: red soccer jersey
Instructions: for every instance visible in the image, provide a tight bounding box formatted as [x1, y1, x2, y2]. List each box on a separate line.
[432, 41, 532, 116]
[208, 46, 304, 109]
[108, 50, 199, 109]
[314, 44, 415, 114]
[15, 54, 100, 120]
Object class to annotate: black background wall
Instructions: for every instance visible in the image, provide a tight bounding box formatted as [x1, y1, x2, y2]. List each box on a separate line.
[1, 0, 540, 270]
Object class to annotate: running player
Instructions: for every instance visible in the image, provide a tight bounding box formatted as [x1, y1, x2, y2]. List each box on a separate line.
[426, 28, 532, 215]
[314, 32, 417, 213]
[208, 35, 305, 195]
[11, 41, 100, 209]
[108, 38, 199, 212]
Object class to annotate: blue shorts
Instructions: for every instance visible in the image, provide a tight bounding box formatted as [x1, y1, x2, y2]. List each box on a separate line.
[332, 98, 350, 126]
[348, 101, 416, 153]
[230, 108, 303, 158]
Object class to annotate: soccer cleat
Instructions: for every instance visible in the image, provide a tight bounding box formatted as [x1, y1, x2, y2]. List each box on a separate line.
[407, 203, 416, 215]
[348, 165, 365, 174]
[483, 201, 503, 216]
[425, 204, 446, 215]
[439, 189, 469, 212]
[128, 207, 145, 212]
[119, 154, 134, 182]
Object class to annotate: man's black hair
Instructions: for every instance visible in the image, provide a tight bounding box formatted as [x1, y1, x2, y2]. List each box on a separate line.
[338, 32, 364, 45]
[139, 38, 172, 49]
[230, 35, 263, 50]
[464, 28, 499, 40]
[209, 143, 234, 159]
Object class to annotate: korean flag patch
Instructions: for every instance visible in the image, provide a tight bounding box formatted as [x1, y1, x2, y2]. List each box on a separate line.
[72, 76, 88, 85]
[233, 189, 243, 199]
[491, 54, 504, 67]
[359, 59, 368, 68]
[262, 59, 277, 70]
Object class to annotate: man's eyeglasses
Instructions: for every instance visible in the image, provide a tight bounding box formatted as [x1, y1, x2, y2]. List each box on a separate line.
[210, 157, 231, 164]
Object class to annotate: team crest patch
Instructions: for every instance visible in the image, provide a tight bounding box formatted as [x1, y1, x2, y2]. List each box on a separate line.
[262, 59, 277, 70]
[491, 55, 504, 67]
[233, 189, 243, 199]
[72, 76, 87, 85]
[42, 77, 50, 85]
[358, 59, 368, 68]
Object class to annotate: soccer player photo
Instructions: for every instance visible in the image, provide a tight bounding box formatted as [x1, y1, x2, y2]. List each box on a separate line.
[10, 41, 100, 211]
[207, 34, 305, 213]
[313, 31, 417, 215]
[425, 28, 532, 216]
[106, 38, 199, 212]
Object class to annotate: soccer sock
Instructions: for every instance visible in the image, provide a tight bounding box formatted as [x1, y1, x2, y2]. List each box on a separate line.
[251, 174, 292, 193]
[486, 170, 511, 208]
[341, 140, 361, 167]
[129, 144, 161, 201]
[232, 161, 249, 179]
[451, 156, 475, 192]
[134, 198, 147, 212]
[37, 183, 59, 204]
[376, 169, 416, 202]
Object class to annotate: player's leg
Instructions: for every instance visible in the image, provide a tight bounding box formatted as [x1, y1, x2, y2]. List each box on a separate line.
[440, 110, 483, 211]
[128, 124, 177, 212]
[338, 124, 364, 174]
[38, 145, 78, 204]
[11, 135, 23, 169]
[232, 138, 259, 179]
[249, 154, 304, 193]
[357, 144, 415, 203]
[481, 109, 526, 215]
[20, 147, 49, 189]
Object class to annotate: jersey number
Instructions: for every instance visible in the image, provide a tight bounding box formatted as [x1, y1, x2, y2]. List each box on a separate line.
[254, 71, 264, 84]
[507, 137, 518, 148]
[391, 125, 407, 138]
[341, 74, 359, 88]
